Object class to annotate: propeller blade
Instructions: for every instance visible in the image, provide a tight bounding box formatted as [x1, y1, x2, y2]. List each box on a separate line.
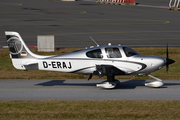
[166, 42, 169, 59]
[166, 58, 175, 65]
[166, 43, 169, 73]
[166, 42, 169, 73]
[166, 63, 169, 73]
[165, 42, 175, 73]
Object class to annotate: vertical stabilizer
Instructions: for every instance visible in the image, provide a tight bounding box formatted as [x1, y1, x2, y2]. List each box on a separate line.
[5, 31, 40, 70]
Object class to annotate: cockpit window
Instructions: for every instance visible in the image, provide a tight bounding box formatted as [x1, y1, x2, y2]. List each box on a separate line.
[123, 47, 139, 57]
[105, 47, 122, 58]
[86, 49, 103, 58]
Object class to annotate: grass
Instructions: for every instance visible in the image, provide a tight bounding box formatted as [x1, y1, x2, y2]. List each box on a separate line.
[0, 100, 180, 120]
[0, 47, 179, 79]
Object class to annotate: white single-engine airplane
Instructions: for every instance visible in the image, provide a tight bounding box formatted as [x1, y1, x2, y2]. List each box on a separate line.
[5, 31, 175, 89]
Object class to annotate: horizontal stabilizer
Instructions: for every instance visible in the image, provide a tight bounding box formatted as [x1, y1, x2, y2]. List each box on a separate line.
[22, 61, 38, 66]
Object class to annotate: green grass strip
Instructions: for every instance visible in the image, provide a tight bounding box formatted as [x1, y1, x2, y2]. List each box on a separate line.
[0, 100, 180, 120]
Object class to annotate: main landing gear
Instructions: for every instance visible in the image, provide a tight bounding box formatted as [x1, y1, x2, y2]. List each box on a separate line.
[96, 75, 120, 89]
[94, 65, 124, 89]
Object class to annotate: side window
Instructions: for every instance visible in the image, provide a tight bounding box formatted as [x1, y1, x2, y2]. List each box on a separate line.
[86, 49, 103, 58]
[105, 47, 122, 58]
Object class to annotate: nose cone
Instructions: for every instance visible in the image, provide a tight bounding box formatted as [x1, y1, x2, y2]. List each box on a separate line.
[165, 58, 175, 73]
[166, 58, 175, 65]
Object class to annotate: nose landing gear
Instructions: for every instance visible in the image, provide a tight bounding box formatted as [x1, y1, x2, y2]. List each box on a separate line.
[145, 74, 164, 88]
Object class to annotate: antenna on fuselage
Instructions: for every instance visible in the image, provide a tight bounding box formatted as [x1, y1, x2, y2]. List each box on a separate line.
[89, 36, 99, 47]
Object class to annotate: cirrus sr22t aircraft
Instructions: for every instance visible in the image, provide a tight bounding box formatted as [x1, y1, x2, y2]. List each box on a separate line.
[5, 31, 175, 89]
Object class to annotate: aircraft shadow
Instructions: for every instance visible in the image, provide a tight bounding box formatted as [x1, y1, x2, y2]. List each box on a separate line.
[116, 79, 145, 89]
[35, 79, 147, 89]
[35, 80, 97, 87]
[163, 83, 180, 87]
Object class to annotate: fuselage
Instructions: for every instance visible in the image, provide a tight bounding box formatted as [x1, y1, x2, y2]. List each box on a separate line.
[13, 44, 166, 76]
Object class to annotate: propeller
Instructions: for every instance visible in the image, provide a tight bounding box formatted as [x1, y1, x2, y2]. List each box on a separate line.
[166, 43, 175, 73]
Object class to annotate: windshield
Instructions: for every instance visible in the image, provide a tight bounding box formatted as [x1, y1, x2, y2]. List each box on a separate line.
[123, 47, 139, 57]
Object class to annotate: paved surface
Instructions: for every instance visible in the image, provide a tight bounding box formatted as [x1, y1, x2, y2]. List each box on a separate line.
[0, 79, 180, 100]
[0, 0, 180, 47]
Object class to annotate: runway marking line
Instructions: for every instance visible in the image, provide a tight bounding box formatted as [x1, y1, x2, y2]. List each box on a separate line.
[0, 2, 22, 6]
[46, 10, 86, 14]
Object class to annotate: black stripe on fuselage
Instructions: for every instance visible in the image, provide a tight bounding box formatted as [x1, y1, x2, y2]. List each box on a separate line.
[65, 59, 147, 74]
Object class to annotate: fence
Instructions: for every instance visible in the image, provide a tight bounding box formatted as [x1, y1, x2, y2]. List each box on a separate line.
[169, 0, 180, 10]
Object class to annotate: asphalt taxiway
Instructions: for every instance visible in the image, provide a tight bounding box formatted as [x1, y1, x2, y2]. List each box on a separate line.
[0, 79, 180, 100]
[0, 0, 180, 47]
